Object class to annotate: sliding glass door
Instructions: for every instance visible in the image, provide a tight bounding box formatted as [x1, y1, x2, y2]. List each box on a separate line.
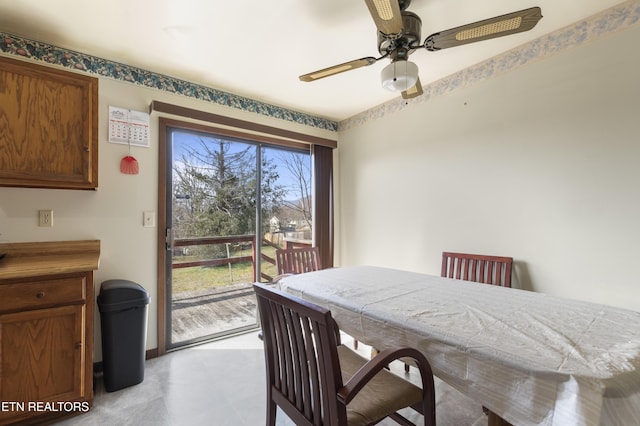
[164, 125, 311, 349]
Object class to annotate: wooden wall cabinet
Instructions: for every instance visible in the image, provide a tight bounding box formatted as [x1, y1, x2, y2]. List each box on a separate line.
[0, 56, 98, 190]
[0, 240, 100, 425]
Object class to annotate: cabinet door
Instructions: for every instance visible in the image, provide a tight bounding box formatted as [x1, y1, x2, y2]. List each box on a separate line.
[0, 56, 98, 189]
[0, 305, 85, 424]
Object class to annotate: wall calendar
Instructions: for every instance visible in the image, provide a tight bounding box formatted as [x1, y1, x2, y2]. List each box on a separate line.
[108, 106, 150, 147]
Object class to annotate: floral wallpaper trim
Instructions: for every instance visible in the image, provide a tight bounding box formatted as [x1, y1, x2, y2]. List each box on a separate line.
[339, 0, 640, 131]
[0, 33, 338, 132]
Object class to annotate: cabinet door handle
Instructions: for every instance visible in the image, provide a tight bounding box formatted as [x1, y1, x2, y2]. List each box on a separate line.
[75, 342, 83, 349]
[36, 291, 45, 299]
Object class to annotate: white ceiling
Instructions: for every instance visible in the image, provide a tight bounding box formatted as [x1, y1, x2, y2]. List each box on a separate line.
[0, 0, 628, 122]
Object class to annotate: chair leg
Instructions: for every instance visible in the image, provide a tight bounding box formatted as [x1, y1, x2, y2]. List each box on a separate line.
[266, 400, 277, 426]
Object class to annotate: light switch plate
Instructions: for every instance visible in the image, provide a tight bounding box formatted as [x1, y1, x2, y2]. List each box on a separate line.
[143, 211, 155, 228]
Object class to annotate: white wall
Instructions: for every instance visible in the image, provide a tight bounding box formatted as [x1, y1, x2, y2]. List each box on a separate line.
[0, 72, 335, 360]
[336, 24, 640, 312]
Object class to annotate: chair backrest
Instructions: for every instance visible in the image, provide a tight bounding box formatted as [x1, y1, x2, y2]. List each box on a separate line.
[253, 282, 346, 425]
[275, 246, 321, 275]
[441, 251, 513, 287]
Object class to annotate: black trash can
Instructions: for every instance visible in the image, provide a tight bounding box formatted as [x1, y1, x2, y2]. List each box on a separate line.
[97, 280, 150, 392]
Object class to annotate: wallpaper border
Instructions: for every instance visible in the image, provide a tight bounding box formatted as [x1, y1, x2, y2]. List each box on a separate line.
[0, 32, 339, 132]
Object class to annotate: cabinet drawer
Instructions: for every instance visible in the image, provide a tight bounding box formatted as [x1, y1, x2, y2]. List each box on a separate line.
[0, 276, 86, 312]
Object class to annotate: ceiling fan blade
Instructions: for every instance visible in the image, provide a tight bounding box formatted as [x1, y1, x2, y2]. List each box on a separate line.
[299, 57, 378, 82]
[402, 77, 423, 99]
[424, 7, 543, 51]
[364, 0, 404, 35]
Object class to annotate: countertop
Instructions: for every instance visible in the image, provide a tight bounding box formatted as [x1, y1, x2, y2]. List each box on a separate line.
[0, 240, 100, 280]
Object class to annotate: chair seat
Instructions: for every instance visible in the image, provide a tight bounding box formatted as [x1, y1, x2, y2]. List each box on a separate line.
[338, 345, 423, 426]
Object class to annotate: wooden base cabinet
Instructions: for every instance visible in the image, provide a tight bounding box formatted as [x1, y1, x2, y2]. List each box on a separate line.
[0, 241, 99, 425]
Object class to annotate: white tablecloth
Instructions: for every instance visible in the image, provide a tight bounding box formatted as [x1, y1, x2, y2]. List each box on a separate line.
[280, 266, 640, 426]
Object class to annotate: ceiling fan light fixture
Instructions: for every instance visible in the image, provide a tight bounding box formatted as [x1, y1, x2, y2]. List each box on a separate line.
[381, 60, 419, 92]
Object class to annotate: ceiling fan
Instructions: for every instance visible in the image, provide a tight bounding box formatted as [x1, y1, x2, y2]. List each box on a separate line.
[299, 0, 543, 99]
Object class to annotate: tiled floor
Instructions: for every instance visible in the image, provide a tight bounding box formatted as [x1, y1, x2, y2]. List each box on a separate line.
[56, 331, 487, 426]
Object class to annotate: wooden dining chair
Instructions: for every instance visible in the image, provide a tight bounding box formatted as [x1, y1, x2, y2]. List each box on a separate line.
[275, 246, 321, 276]
[254, 282, 436, 426]
[441, 251, 513, 288]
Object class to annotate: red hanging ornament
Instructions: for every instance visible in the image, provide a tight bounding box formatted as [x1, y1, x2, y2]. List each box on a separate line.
[120, 155, 139, 175]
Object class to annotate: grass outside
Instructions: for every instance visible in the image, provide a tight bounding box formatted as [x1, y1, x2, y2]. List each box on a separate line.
[171, 245, 278, 294]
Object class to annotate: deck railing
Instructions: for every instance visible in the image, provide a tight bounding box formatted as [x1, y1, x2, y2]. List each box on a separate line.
[172, 234, 300, 283]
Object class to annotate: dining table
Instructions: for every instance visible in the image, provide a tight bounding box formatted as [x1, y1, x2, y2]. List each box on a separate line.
[279, 265, 640, 426]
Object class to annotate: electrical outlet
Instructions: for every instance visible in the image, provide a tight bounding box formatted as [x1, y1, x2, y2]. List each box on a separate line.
[39, 210, 53, 227]
[143, 211, 155, 228]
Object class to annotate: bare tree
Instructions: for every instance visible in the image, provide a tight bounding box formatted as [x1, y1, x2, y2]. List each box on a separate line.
[277, 151, 312, 230]
[172, 137, 285, 240]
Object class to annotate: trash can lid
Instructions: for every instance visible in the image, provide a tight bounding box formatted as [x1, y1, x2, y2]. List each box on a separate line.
[98, 279, 150, 311]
